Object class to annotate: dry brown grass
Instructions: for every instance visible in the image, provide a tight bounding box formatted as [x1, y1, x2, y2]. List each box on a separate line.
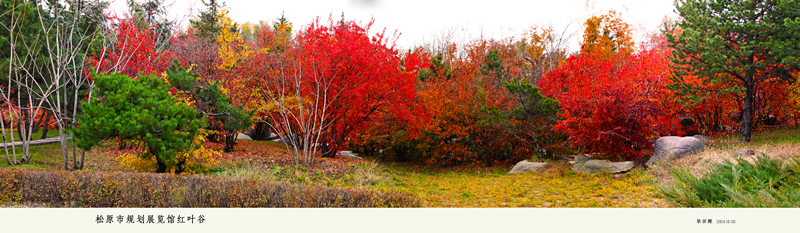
[650, 127, 800, 185]
[0, 168, 419, 207]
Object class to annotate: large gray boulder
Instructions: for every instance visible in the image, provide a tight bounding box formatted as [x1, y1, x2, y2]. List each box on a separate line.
[646, 136, 705, 167]
[507, 160, 549, 175]
[572, 155, 634, 174]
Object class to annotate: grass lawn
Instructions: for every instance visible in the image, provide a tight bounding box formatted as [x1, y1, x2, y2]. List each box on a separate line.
[0, 139, 123, 172]
[0, 130, 50, 141]
[369, 162, 667, 207]
[0, 129, 63, 170]
[3, 126, 799, 207]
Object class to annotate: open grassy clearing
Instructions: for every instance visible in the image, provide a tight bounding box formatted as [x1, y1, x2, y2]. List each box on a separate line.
[0, 130, 45, 141]
[0, 140, 123, 171]
[2, 126, 798, 207]
[367, 161, 668, 207]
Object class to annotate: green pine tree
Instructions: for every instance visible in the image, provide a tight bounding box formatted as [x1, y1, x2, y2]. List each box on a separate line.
[189, 0, 225, 39]
[164, 62, 252, 152]
[666, 0, 800, 142]
[74, 72, 207, 173]
[126, 0, 174, 44]
[499, 77, 561, 161]
[417, 53, 453, 82]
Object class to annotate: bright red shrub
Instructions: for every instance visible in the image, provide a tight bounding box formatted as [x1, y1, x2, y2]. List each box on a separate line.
[86, 17, 173, 77]
[539, 38, 677, 162]
[259, 16, 429, 157]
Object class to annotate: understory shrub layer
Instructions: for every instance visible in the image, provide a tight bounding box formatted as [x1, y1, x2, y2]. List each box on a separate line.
[0, 169, 419, 207]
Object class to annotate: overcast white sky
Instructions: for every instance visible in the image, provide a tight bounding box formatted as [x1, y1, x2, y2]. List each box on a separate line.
[112, 0, 679, 51]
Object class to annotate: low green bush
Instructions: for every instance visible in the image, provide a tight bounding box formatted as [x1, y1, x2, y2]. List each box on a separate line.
[0, 169, 419, 207]
[658, 154, 800, 207]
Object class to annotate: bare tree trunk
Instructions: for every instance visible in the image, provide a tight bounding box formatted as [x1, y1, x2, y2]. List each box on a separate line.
[31, 111, 40, 134]
[79, 150, 86, 170]
[155, 150, 167, 173]
[740, 82, 755, 142]
[17, 76, 29, 163]
[118, 136, 127, 150]
[59, 129, 68, 169]
[16, 108, 30, 140]
[40, 111, 51, 139]
[72, 138, 81, 170]
[260, 64, 334, 167]
[15, 113, 23, 150]
[3, 76, 18, 165]
[1, 103, 12, 165]
[224, 132, 236, 152]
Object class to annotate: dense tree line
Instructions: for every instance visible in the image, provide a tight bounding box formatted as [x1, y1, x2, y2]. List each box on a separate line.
[2, 0, 798, 173]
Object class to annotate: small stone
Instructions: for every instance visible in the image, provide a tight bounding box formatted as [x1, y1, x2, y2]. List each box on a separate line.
[733, 151, 744, 156]
[235, 133, 253, 140]
[572, 155, 634, 174]
[507, 160, 548, 175]
[337, 151, 362, 160]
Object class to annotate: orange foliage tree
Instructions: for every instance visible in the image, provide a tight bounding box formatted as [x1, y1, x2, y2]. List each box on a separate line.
[360, 37, 554, 165]
[517, 25, 571, 85]
[581, 10, 634, 58]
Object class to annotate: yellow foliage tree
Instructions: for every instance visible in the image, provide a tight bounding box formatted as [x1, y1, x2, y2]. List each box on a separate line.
[214, 8, 261, 114]
[117, 129, 221, 174]
[264, 13, 293, 52]
[518, 25, 570, 85]
[581, 10, 634, 57]
[216, 8, 252, 72]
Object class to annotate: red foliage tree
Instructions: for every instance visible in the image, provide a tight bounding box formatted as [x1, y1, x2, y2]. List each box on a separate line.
[539, 39, 677, 162]
[260, 16, 429, 160]
[86, 17, 172, 77]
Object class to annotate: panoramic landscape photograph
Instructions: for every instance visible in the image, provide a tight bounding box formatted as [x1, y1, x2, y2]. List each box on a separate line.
[1, 0, 800, 212]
